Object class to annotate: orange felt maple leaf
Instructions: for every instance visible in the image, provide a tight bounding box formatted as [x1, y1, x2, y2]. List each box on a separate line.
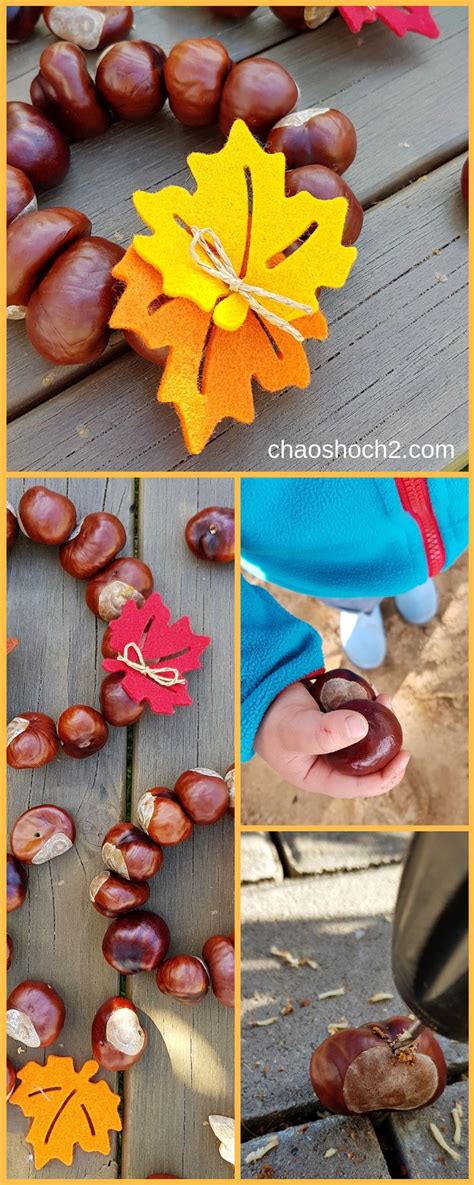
[9, 1055, 122, 1169]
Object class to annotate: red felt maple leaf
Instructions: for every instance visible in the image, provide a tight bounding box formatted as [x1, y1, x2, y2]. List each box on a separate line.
[338, 7, 439, 38]
[102, 593, 211, 714]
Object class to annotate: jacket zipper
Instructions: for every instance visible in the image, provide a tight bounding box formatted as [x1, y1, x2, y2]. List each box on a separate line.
[395, 478, 446, 576]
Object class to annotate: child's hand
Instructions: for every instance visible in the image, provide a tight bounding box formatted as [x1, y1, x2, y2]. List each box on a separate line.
[254, 681, 410, 798]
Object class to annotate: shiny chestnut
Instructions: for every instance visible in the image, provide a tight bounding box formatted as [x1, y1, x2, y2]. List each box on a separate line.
[92, 996, 147, 1069]
[7, 166, 37, 226]
[57, 705, 108, 758]
[96, 40, 167, 121]
[271, 6, 336, 30]
[219, 58, 298, 139]
[43, 5, 133, 50]
[7, 712, 59, 769]
[185, 506, 234, 562]
[90, 871, 149, 917]
[174, 768, 229, 824]
[7, 934, 14, 970]
[7, 980, 65, 1047]
[7, 6, 42, 41]
[86, 556, 153, 621]
[123, 328, 168, 368]
[310, 1016, 447, 1114]
[305, 668, 375, 712]
[30, 42, 111, 140]
[59, 512, 126, 579]
[164, 38, 232, 126]
[267, 107, 357, 175]
[7, 101, 70, 193]
[209, 5, 256, 14]
[100, 673, 146, 727]
[285, 165, 363, 246]
[7, 504, 18, 549]
[202, 934, 234, 1008]
[102, 909, 170, 974]
[102, 623, 119, 659]
[17, 484, 77, 544]
[102, 822, 163, 882]
[137, 787, 193, 846]
[7, 853, 28, 913]
[7, 1059, 16, 1101]
[327, 699, 403, 776]
[11, 805, 75, 865]
[26, 235, 124, 365]
[7, 207, 92, 317]
[156, 955, 210, 1004]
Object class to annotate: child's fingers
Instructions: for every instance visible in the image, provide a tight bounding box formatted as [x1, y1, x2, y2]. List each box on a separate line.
[376, 692, 392, 710]
[278, 703, 369, 757]
[304, 750, 410, 799]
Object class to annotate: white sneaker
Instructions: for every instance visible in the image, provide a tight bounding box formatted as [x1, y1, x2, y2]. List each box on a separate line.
[339, 605, 387, 670]
[395, 578, 438, 625]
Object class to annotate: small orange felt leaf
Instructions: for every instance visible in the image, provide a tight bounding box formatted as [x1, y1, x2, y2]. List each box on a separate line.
[9, 1056, 121, 1169]
[7, 637, 19, 654]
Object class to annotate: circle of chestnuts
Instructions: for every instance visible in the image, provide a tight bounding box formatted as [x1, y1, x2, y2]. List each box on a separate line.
[303, 668, 403, 775]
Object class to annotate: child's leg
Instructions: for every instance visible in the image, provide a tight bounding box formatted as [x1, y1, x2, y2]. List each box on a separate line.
[318, 595, 386, 670]
[395, 578, 438, 624]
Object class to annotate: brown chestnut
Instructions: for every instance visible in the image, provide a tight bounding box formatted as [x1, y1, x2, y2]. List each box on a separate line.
[7, 712, 59, 769]
[7, 166, 37, 227]
[267, 107, 357, 175]
[43, 6, 133, 51]
[164, 38, 232, 127]
[305, 668, 375, 712]
[271, 6, 336, 31]
[224, 763, 235, 813]
[26, 236, 124, 365]
[90, 870, 149, 917]
[92, 996, 147, 1069]
[285, 165, 364, 246]
[219, 58, 298, 139]
[57, 705, 108, 758]
[123, 328, 168, 368]
[59, 512, 126, 579]
[96, 40, 167, 122]
[7, 1059, 16, 1102]
[7, 207, 92, 317]
[202, 934, 234, 1008]
[102, 822, 163, 882]
[11, 804, 76, 865]
[209, 5, 256, 15]
[7, 853, 28, 913]
[156, 955, 210, 1004]
[7, 503, 18, 549]
[100, 672, 146, 727]
[185, 506, 234, 563]
[174, 768, 229, 824]
[7, 7, 42, 41]
[7, 102, 70, 193]
[102, 623, 119, 659]
[102, 910, 170, 974]
[461, 157, 468, 208]
[7, 980, 65, 1047]
[137, 787, 193, 846]
[30, 42, 111, 140]
[330, 699, 403, 775]
[86, 556, 153, 621]
[17, 484, 77, 544]
[310, 1016, 447, 1114]
[7, 934, 14, 970]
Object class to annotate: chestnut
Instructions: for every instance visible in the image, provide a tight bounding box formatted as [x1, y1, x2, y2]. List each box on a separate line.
[86, 556, 153, 621]
[7, 711, 59, 769]
[7, 102, 70, 194]
[461, 157, 468, 208]
[7, 934, 14, 970]
[7, 503, 18, 549]
[43, 6, 133, 51]
[11, 804, 75, 865]
[57, 705, 108, 758]
[174, 768, 229, 824]
[7, 980, 65, 1047]
[102, 822, 163, 882]
[219, 58, 298, 139]
[17, 484, 77, 544]
[185, 506, 234, 563]
[7, 166, 37, 227]
[124, 328, 168, 368]
[7, 7, 42, 42]
[137, 787, 193, 846]
[224, 763, 235, 813]
[92, 996, 147, 1069]
[7, 207, 92, 318]
[326, 699, 403, 776]
[305, 668, 375, 712]
[310, 1016, 447, 1114]
[59, 512, 126, 579]
[96, 40, 167, 122]
[102, 910, 170, 974]
[271, 6, 336, 31]
[26, 236, 125, 365]
[156, 955, 210, 1004]
[285, 165, 364, 246]
[267, 107, 357, 175]
[102, 623, 119, 659]
[30, 43, 111, 140]
[202, 934, 234, 1008]
[90, 870, 149, 917]
[7, 853, 28, 913]
[100, 672, 146, 727]
[164, 38, 232, 127]
[7, 1059, 16, 1102]
[209, 5, 256, 15]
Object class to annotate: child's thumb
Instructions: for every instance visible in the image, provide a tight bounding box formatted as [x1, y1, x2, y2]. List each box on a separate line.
[311, 707, 369, 755]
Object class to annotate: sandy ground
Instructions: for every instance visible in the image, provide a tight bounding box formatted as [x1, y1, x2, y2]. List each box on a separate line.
[242, 553, 468, 826]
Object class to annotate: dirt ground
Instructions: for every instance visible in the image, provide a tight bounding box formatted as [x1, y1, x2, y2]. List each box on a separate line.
[241, 553, 468, 826]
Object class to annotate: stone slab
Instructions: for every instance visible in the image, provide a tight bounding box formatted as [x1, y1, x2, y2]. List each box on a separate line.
[242, 833, 284, 885]
[387, 1080, 469, 1179]
[278, 832, 410, 877]
[241, 1116, 390, 1179]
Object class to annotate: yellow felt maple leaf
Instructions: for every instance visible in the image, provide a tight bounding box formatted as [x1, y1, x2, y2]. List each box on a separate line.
[9, 1055, 122, 1169]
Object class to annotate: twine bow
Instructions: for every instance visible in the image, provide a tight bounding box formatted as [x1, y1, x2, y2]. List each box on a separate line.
[189, 226, 313, 342]
[117, 642, 186, 687]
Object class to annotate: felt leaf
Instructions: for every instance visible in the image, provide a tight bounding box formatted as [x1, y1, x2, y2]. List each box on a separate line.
[103, 592, 211, 713]
[110, 248, 327, 453]
[132, 119, 356, 332]
[338, 6, 439, 37]
[7, 636, 19, 653]
[9, 1055, 121, 1170]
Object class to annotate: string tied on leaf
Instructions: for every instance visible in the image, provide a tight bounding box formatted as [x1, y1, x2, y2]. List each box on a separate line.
[189, 225, 313, 342]
[116, 642, 186, 688]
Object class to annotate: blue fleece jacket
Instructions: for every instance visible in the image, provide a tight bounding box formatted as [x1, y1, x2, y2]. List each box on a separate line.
[241, 477, 468, 761]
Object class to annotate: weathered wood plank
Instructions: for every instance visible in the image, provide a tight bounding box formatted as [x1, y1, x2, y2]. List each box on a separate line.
[7, 477, 134, 1179]
[9, 155, 467, 472]
[122, 478, 234, 1179]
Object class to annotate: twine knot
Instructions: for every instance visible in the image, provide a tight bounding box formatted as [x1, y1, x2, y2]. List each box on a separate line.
[189, 225, 312, 342]
[117, 642, 186, 688]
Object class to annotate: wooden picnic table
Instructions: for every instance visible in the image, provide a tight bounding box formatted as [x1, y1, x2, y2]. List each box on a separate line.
[7, 476, 234, 1179]
[7, 6, 468, 473]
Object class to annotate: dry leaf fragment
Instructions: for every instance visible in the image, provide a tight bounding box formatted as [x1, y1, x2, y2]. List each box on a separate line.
[368, 992, 394, 1003]
[435, 272, 448, 283]
[208, 1115, 234, 1165]
[280, 1000, 294, 1016]
[270, 947, 300, 968]
[248, 1017, 278, 1027]
[300, 957, 319, 969]
[429, 1123, 460, 1161]
[245, 1137, 279, 1165]
[324, 1148, 338, 1158]
[9, 1056, 121, 1169]
[327, 1019, 349, 1034]
[318, 987, 345, 1000]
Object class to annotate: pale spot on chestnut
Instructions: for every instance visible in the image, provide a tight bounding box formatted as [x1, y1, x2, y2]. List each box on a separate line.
[102, 842, 130, 880]
[31, 832, 73, 865]
[7, 1009, 40, 1048]
[106, 1007, 145, 1055]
